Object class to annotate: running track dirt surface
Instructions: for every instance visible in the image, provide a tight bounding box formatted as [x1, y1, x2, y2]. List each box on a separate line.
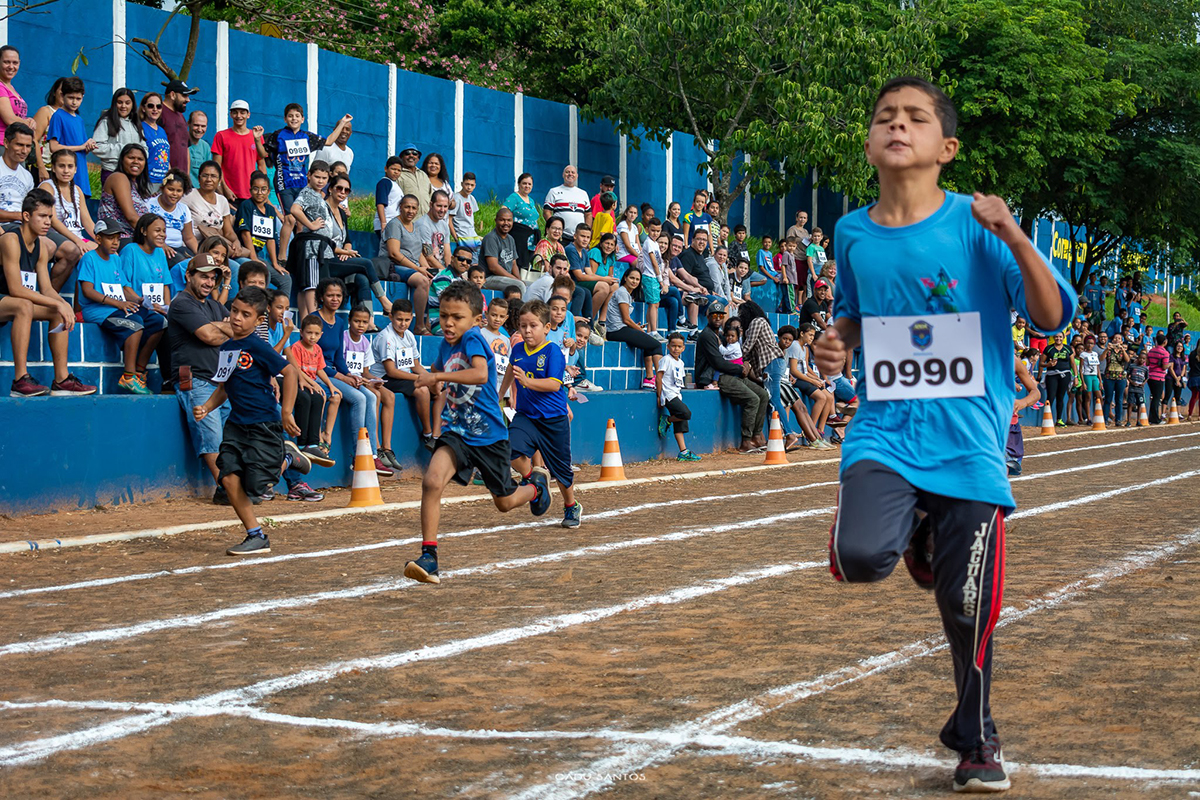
[1, 426, 1199, 798]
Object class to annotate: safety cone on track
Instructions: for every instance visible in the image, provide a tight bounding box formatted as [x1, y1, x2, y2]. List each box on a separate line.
[1090, 398, 1106, 432]
[1040, 404, 1056, 436]
[1138, 404, 1150, 427]
[1168, 398, 1181, 425]
[599, 419, 626, 481]
[764, 412, 788, 465]
[347, 428, 384, 507]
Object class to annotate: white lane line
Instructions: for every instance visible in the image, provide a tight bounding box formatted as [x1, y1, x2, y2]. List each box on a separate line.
[0, 482, 839, 602]
[0, 560, 827, 767]
[0, 458, 841, 555]
[1025, 429, 1200, 458]
[8, 432, 1194, 603]
[3, 700, 1195, 785]
[512, 521, 1200, 800]
[0, 507, 838, 659]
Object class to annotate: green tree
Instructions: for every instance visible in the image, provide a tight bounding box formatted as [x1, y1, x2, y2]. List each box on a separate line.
[583, 0, 945, 222]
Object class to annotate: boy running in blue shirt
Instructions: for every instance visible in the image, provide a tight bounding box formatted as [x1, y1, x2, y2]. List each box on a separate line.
[500, 299, 582, 529]
[193, 287, 311, 555]
[813, 77, 1076, 794]
[406, 282, 550, 584]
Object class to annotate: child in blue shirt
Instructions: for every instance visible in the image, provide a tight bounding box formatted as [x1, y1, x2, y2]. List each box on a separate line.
[75, 219, 163, 394]
[500, 298, 581, 529]
[813, 77, 1076, 794]
[192, 287, 311, 555]
[47, 77, 94, 196]
[406, 282, 550, 584]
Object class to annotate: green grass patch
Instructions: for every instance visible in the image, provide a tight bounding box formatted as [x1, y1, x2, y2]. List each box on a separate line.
[1105, 291, 1200, 330]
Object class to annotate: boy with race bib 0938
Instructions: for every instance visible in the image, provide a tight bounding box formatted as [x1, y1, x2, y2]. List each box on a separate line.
[813, 76, 1076, 794]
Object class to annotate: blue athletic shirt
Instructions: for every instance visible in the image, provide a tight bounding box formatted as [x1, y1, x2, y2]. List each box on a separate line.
[216, 332, 289, 425]
[511, 340, 567, 418]
[266, 129, 324, 193]
[433, 326, 507, 445]
[121, 244, 171, 298]
[833, 192, 1076, 510]
[76, 250, 126, 324]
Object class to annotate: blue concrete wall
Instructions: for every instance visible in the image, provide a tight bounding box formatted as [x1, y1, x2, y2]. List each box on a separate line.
[318, 50, 389, 183]
[463, 84, 514, 198]
[394, 70, 455, 179]
[577, 116, 620, 200]
[625, 129, 667, 218]
[521, 96, 570, 203]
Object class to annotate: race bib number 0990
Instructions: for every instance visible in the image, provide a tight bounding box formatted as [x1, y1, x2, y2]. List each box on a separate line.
[862, 313, 985, 401]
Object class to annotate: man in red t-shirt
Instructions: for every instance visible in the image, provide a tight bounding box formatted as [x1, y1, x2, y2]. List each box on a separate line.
[211, 99, 265, 203]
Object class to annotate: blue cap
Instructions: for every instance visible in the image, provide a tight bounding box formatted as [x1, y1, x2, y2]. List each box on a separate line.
[706, 298, 729, 316]
[399, 142, 421, 157]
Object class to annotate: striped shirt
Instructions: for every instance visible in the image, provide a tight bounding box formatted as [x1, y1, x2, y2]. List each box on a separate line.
[1146, 345, 1170, 381]
[741, 316, 784, 375]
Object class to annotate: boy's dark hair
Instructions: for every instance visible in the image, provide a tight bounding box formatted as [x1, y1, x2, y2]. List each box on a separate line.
[348, 302, 374, 319]
[462, 171, 476, 182]
[467, 263, 487, 278]
[21, 187, 54, 215]
[778, 325, 798, 339]
[233, 286, 270, 317]
[284, 102, 304, 117]
[874, 76, 957, 138]
[385, 155, 403, 169]
[309, 159, 331, 176]
[391, 297, 413, 314]
[521, 299, 551, 324]
[440, 280, 484, 316]
[453, 244, 473, 259]
[549, 253, 569, 268]
[238, 259, 270, 285]
[600, 192, 616, 211]
[490, 296, 509, 312]
[250, 170, 270, 187]
[811, 227, 823, 236]
[301, 313, 324, 330]
[316, 277, 346, 303]
[733, 224, 747, 234]
[693, 189, 708, 201]
[648, 217, 662, 227]
[502, 285, 523, 301]
[761, 234, 773, 243]
[1156, 332, 1167, 345]
[131, 212, 165, 245]
[5, 121, 32, 143]
[574, 223, 590, 236]
[60, 76, 85, 96]
[667, 331, 686, 345]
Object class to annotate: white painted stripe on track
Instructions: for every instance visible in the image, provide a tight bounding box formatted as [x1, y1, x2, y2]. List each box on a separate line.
[0, 482, 840, 601]
[0, 509, 836, 658]
[0, 458, 839, 555]
[0, 560, 826, 767]
[1025, 429, 1200, 458]
[2, 468, 1198, 768]
[7, 428, 1194, 601]
[2, 700, 1196, 785]
[511, 524, 1200, 800]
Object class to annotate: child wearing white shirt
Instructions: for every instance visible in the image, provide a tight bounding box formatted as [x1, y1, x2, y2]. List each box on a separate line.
[656, 332, 700, 461]
[370, 298, 435, 450]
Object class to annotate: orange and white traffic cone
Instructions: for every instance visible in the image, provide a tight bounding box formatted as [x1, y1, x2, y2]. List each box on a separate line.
[1090, 398, 1106, 432]
[347, 427, 384, 507]
[1040, 404, 1056, 436]
[599, 419, 626, 481]
[763, 411, 788, 465]
[1168, 397, 1181, 424]
[1138, 403, 1150, 427]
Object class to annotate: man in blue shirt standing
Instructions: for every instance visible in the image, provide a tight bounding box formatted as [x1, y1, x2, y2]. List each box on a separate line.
[814, 77, 1075, 794]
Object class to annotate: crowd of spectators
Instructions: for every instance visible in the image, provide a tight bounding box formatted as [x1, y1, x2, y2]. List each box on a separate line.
[1, 49, 1196, 504]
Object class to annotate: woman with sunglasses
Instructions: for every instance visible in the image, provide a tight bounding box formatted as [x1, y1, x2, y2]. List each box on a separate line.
[139, 92, 170, 194]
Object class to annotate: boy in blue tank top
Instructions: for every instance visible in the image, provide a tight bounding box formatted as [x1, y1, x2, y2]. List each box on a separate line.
[813, 77, 1076, 794]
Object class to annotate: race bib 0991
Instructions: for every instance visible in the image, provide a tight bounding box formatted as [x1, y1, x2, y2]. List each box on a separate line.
[861, 312, 985, 401]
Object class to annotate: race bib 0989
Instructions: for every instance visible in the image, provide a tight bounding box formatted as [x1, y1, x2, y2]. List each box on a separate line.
[861, 312, 985, 401]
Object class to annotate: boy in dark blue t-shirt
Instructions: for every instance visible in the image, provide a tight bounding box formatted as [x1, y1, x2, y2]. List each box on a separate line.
[813, 77, 1075, 794]
[193, 287, 311, 555]
[500, 299, 581, 529]
[405, 282, 550, 584]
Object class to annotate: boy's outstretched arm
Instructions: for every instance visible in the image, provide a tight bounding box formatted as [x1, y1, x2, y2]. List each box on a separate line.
[813, 319, 860, 378]
[971, 192, 1066, 332]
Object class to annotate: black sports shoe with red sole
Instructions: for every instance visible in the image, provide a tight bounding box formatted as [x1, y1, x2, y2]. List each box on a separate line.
[954, 734, 1010, 793]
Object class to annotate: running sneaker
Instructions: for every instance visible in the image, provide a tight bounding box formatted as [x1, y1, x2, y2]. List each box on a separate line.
[528, 469, 552, 516]
[286, 482, 324, 501]
[829, 430, 844, 445]
[575, 378, 603, 392]
[302, 444, 336, 468]
[562, 501, 583, 529]
[50, 373, 97, 396]
[10, 374, 49, 397]
[642, 377, 656, 389]
[649, 330, 667, 342]
[374, 456, 394, 477]
[902, 513, 935, 590]
[677, 449, 701, 462]
[471, 469, 485, 485]
[404, 551, 440, 584]
[379, 448, 402, 470]
[284, 440, 312, 475]
[953, 735, 1010, 793]
[657, 411, 671, 437]
[588, 331, 605, 346]
[257, 490, 275, 502]
[117, 372, 151, 395]
[422, 433, 436, 452]
[226, 532, 271, 556]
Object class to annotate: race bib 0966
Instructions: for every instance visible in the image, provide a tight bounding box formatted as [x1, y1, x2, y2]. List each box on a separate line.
[862, 312, 985, 401]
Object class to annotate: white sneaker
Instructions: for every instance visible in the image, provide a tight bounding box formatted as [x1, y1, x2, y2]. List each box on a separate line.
[576, 378, 603, 392]
[650, 331, 667, 342]
[588, 331, 604, 346]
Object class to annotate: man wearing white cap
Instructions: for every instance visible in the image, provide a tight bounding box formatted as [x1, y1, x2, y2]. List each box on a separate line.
[211, 99, 265, 204]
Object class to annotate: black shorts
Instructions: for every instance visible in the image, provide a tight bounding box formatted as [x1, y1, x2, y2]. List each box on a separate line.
[217, 420, 284, 497]
[508, 412, 573, 487]
[385, 376, 416, 398]
[435, 430, 516, 498]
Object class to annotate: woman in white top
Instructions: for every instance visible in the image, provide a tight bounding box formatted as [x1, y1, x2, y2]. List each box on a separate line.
[92, 88, 143, 185]
[615, 203, 642, 265]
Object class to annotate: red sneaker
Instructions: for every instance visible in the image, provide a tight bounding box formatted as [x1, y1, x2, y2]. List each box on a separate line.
[10, 374, 50, 397]
[374, 456, 394, 477]
[50, 373, 98, 396]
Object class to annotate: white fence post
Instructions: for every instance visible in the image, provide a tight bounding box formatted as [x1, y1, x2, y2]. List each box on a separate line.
[664, 134, 673, 213]
[111, 0, 126, 89]
[453, 80, 464, 187]
[513, 91, 524, 186]
[215, 22, 229, 131]
[618, 132, 628, 210]
[306, 42, 319, 133]
[386, 63, 396, 157]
